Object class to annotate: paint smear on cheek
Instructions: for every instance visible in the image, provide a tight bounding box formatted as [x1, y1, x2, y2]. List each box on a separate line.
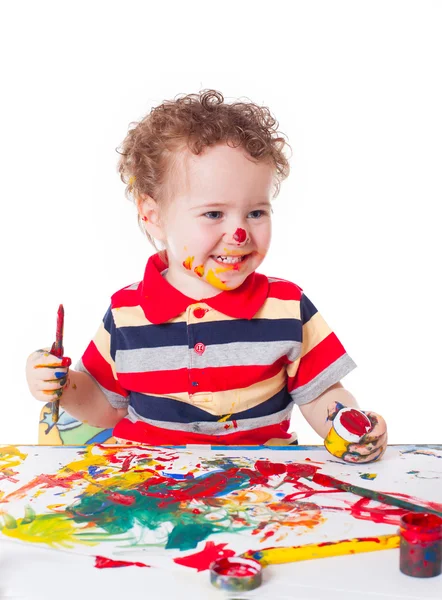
[183, 256, 194, 270]
[194, 265, 204, 277]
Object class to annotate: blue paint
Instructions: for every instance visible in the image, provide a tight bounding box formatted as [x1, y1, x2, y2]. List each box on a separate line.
[54, 371, 66, 378]
[88, 465, 106, 477]
[161, 472, 195, 480]
[424, 547, 437, 563]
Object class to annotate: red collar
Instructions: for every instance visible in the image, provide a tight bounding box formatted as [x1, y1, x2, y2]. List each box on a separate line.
[139, 251, 269, 324]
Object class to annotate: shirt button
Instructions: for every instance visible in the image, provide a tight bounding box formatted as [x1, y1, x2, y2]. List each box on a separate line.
[194, 343, 206, 355]
[193, 307, 208, 319]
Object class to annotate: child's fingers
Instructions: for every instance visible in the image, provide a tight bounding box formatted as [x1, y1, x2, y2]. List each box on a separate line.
[33, 367, 69, 383]
[347, 432, 388, 457]
[37, 378, 67, 392]
[33, 354, 71, 369]
[343, 444, 386, 464]
[361, 411, 387, 442]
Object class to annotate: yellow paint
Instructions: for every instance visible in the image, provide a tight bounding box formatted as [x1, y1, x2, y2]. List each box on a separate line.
[205, 269, 232, 290]
[0, 512, 95, 549]
[183, 256, 194, 270]
[0, 446, 27, 470]
[47, 504, 66, 511]
[194, 264, 205, 277]
[218, 414, 232, 423]
[60, 446, 161, 493]
[242, 534, 400, 565]
[324, 426, 349, 458]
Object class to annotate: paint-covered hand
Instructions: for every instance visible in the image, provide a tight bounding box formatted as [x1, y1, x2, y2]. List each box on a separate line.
[325, 402, 388, 464]
[25, 348, 72, 403]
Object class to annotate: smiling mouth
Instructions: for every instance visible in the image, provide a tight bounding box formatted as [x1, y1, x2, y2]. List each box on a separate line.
[211, 254, 250, 265]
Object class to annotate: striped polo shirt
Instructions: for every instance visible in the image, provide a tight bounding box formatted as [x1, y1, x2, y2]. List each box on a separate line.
[76, 251, 356, 445]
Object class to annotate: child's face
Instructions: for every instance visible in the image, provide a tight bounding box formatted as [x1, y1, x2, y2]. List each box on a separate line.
[143, 143, 275, 299]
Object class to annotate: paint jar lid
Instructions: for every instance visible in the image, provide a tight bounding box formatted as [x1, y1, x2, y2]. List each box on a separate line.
[400, 512, 442, 543]
[333, 407, 372, 442]
[210, 557, 262, 591]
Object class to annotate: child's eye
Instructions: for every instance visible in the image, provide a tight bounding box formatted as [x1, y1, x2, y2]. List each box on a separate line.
[248, 210, 267, 219]
[204, 211, 223, 219]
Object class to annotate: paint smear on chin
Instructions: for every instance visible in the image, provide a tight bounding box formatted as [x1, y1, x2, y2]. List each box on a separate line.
[183, 256, 194, 270]
[205, 269, 233, 290]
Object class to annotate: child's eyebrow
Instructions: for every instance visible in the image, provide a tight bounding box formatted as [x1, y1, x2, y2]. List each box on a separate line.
[192, 200, 271, 210]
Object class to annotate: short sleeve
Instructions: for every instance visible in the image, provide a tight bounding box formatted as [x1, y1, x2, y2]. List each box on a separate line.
[286, 292, 356, 405]
[75, 306, 129, 409]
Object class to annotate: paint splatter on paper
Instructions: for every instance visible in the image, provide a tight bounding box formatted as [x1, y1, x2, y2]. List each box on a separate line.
[0, 445, 441, 571]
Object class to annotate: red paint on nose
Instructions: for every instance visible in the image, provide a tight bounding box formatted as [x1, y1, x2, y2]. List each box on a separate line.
[233, 228, 247, 243]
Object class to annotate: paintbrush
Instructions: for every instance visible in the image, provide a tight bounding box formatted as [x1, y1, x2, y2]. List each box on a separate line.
[50, 304, 64, 423]
[310, 472, 442, 519]
[241, 533, 400, 565]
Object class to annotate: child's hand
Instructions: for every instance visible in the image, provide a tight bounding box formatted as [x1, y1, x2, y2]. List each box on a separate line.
[326, 402, 388, 464]
[26, 348, 72, 403]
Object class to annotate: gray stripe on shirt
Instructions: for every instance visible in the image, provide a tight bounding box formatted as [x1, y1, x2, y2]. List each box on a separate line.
[115, 340, 301, 373]
[290, 353, 357, 406]
[126, 401, 295, 435]
[75, 358, 129, 409]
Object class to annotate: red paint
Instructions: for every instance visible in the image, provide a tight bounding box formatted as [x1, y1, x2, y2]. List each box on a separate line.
[261, 530, 275, 542]
[95, 556, 149, 569]
[61, 356, 71, 367]
[255, 461, 286, 476]
[400, 513, 442, 577]
[340, 409, 372, 436]
[285, 462, 320, 482]
[400, 513, 442, 543]
[193, 308, 209, 319]
[107, 492, 136, 506]
[212, 557, 260, 577]
[233, 228, 247, 243]
[173, 541, 235, 572]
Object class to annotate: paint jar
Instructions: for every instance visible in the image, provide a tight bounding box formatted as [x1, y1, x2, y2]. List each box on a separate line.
[399, 512, 442, 578]
[324, 407, 372, 459]
[210, 557, 262, 591]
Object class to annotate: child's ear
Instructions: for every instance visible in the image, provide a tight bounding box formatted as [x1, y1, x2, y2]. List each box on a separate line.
[136, 194, 166, 242]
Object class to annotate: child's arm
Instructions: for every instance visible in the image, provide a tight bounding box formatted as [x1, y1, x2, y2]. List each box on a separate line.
[60, 369, 128, 428]
[299, 382, 388, 463]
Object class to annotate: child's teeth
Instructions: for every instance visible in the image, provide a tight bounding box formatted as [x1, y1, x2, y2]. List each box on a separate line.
[216, 255, 245, 263]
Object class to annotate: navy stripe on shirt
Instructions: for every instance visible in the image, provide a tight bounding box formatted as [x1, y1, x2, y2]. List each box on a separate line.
[130, 386, 293, 423]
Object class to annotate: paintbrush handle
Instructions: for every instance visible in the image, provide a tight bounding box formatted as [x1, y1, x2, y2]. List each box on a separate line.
[242, 534, 400, 565]
[313, 473, 442, 519]
[50, 304, 64, 423]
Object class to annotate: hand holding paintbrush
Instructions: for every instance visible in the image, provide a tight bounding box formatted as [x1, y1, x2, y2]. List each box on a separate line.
[25, 304, 71, 422]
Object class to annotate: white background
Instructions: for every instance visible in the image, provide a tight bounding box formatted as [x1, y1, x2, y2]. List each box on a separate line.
[1, 0, 440, 445]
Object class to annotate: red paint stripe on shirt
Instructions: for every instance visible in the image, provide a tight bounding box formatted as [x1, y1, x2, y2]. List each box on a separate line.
[83, 341, 129, 398]
[287, 332, 346, 391]
[267, 280, 303, 301]
[113, 418, 292, 446]
[118, 363, 285, 395]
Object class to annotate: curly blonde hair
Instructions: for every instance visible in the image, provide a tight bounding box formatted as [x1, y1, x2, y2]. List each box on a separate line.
[117, 90, 291, 247]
